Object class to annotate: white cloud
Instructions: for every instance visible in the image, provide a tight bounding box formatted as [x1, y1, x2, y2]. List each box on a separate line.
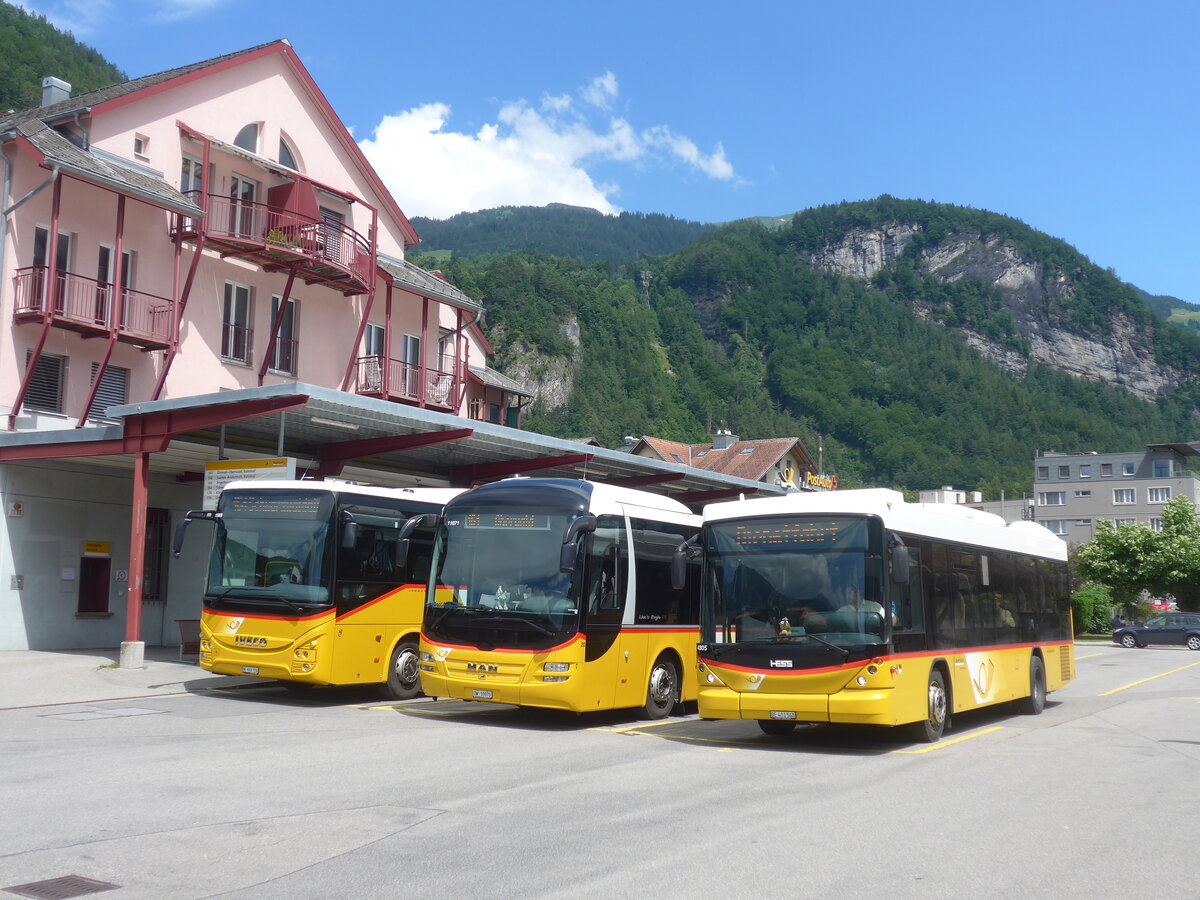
[359, 73, 737, 220]
[582, 72, 618, 110]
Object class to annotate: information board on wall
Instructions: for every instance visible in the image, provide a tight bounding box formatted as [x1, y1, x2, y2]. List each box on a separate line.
[202, 458, 296, 509]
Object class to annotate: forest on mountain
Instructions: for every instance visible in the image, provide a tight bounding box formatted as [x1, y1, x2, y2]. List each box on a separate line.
[417, 198, 1200, 499]
[0, 2, 126, 112]
[411, 204, 716, 266]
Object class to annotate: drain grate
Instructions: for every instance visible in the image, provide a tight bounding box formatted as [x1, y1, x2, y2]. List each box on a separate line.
[2, 875, 119, 899]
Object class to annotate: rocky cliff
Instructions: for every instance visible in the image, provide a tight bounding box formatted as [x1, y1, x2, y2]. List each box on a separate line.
[809, 222, 1180, 402]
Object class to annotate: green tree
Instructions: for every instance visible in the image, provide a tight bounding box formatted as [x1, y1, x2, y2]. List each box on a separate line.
[1145, 496, 1200, 611]
[1075, 520, 1157, 617]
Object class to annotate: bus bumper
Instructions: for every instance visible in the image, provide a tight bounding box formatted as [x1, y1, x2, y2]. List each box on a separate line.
[419, 669, 582, 711]
[697, 684, 897, 726]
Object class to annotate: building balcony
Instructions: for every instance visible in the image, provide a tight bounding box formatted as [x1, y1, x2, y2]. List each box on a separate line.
[174, 193, 373, 296]
[353, 355, 457, 410]
[13, 266, 173, 350]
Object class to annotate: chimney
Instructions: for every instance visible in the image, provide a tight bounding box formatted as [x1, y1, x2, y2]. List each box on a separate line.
[712, 429, 739, 451]
[41, 76, 71, 107]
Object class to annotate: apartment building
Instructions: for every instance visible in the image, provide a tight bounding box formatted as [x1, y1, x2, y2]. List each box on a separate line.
[1033, 444, 1200, 546]
[0, 40, 534, 651]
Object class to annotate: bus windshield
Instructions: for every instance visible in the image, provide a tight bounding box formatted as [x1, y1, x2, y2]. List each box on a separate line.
[704, 515, 887, 647]
[425, 503, 582, 650]
[207, 489, 335, 609]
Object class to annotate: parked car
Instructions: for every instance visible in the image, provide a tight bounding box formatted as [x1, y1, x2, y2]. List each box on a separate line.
[1113, 613, 1200, 650]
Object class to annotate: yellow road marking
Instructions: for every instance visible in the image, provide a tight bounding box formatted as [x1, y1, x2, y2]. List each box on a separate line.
[1099, 659, 1200, 696]
[1075, 652, 1104, 660]
[591, 718, 692, 734]
[891, 726, 1004, 754]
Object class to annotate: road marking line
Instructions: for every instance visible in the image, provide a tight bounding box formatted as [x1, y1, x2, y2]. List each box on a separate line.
[591, 718, 692, 734]
[1099, 659, 1200, 696]
[1075, 653, 1104, 660]
[891, 726, 1004, 754]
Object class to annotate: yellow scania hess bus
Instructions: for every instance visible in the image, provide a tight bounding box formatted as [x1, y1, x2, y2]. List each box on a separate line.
[415, 478, 701, 718]
[174, 481, 460, 697]
[685, 488, 1073, 741]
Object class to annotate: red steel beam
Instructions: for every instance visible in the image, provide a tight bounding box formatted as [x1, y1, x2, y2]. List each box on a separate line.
[0, 394, 310, 460]
[316, 427, 473, 478]
[677, 487, 762, 505]
[597, 472, 687, 488]
[449, 453, 593, 488]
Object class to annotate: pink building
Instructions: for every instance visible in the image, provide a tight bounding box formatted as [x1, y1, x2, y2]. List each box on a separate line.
[0, 40, 533, 652]
[0, 39, 528, 431]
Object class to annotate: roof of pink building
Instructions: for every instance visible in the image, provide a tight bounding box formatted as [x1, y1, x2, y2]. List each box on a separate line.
[0, 39, 419, 244]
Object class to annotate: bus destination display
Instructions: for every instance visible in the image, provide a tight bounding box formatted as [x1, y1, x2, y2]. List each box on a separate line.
[223, 492, 325, 519]
[726, 517, 864, 550]
[461, 512, 551, 531]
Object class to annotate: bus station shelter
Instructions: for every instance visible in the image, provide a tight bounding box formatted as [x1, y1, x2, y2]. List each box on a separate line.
[0, 383, 781, 660]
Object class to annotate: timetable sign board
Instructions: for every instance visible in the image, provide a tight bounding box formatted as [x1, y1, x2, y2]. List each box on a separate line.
[202, 458, 296, 509]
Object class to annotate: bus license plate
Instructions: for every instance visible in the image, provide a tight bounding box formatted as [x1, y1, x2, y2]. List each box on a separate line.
[770, 710, 797, 720]
[242, 666, 259, 675]
[472, 689, 493, 700]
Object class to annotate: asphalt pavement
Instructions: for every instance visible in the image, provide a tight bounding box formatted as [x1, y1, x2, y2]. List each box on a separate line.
[0, 646, 258, 709]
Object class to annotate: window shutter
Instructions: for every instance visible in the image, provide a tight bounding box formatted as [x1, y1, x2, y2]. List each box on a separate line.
[87, 364, 129, 420]
[24, 351, 64, 413]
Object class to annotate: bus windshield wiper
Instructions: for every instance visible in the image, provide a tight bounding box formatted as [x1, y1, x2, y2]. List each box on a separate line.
[796, 632, 850, 658]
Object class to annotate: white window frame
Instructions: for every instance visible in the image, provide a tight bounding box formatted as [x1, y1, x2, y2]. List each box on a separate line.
[1149, 518, 1164, 532]
[268, 294, 298, 375]
[221, 281, 253, 365]
[1044, 520, 1068, 535]
[1113, 488, 1136, 505]
[1038, 492, 1066, 506]
[1148, 486, 1171, 504]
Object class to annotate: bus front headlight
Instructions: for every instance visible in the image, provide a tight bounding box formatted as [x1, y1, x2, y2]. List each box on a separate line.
[543, 662, 570, 673]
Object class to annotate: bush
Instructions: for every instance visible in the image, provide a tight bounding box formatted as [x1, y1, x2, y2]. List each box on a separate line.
[1071, 582, 1115, 635]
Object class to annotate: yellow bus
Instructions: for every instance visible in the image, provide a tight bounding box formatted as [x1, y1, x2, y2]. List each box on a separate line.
[415, 478, 701, 718]
[174, 481, 460, 697]
[685, 488, 1073, 741]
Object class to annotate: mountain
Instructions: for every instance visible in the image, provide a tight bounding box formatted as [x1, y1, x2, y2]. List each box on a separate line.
[1137, 287, 1200, 334]
[0, 2, 126, 111]
[410, 204, 717, 267]
[418, 196, 1200, 498]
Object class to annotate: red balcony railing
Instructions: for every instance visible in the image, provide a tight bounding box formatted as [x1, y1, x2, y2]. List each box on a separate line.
[176, 192, 373, 294]
[13, 266, 173, 348]
[353, 355, 456, 408]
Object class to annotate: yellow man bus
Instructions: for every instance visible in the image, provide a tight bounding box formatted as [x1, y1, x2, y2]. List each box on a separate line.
[174, 481, 460, 697]
[416, 478, 701, 718]
[686, 488, 1073, 741]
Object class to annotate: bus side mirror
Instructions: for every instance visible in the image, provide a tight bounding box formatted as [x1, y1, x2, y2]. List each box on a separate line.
[172, 509, 221, 559]
[891, 543, 910, 584]
[559, 513, 597, 574]
[340, 512, 358, 550]
[671, 535, 700, 590]
[396, 513, 440, 568]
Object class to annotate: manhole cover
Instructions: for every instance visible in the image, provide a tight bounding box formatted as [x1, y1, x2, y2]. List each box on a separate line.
[3, 875, 119, 899]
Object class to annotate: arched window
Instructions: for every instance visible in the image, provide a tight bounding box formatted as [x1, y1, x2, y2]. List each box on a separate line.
[278, 135, 299, 170]
[233, 123, 259, 153]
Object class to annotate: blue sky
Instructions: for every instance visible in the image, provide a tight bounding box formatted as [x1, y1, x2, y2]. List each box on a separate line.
[18, 0, 1200, 302]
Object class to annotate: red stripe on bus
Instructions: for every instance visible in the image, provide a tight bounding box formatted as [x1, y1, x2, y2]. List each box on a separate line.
[203, 609, 332, 623]
[701, 640, 1073, 676]
[421, 634, 585, 654]
[333, 584, 423, 623]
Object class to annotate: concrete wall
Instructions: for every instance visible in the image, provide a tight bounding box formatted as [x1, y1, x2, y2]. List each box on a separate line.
[0, 459, 208, 650]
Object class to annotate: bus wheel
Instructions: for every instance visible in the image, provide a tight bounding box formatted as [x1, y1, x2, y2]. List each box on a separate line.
[757, 719, 796, 736]
[908, 668, 947, 743]
[642, 657, 679, 720]
[382, 640, 422, 700]
[1019, 655, 1046, 715]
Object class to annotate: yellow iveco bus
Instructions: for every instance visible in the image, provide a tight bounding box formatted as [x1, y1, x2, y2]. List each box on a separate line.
[174, 481, 460, 697]
[415, 478, 701, 718]
[685, 488, 1073, 741]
